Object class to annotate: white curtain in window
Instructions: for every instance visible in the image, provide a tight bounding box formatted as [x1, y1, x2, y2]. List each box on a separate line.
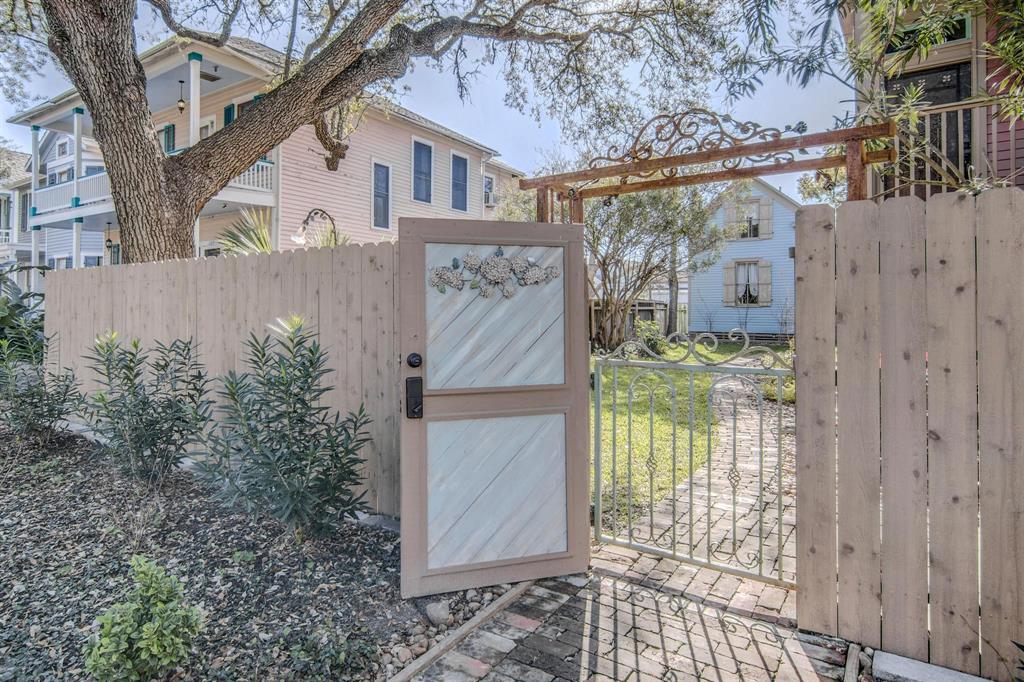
[736, 262, 759, 303]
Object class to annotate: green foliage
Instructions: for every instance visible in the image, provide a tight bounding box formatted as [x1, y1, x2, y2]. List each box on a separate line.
[83, 555, 203, 682]
[0, 324, 81, 446]
[0, 263, 45, 359]
[199, 316, 370, 539]
[86, 333, 211, 488]
[216, 207, 274, 255]
[633, 319, 667, 355]
[284, 624, 378, 677]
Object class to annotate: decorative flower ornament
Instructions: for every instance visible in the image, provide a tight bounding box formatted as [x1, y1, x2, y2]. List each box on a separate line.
[428, 247, 560, 298]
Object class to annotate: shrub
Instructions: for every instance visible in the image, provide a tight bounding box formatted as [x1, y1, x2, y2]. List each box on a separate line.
[633, 319, 667, 355]
[0, 322, 81, 447]
[0, 263, 45, 358]
[84, 555, 203, 681]
[86, 333, 211, 488]
[200, 316, 370, 540]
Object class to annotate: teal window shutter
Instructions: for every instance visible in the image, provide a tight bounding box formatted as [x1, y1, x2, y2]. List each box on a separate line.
[223, 103, 235, 125]
[163, 124, 175, 152]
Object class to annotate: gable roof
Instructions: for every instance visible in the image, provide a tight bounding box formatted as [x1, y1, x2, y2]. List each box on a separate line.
[709, 177, 802, 214]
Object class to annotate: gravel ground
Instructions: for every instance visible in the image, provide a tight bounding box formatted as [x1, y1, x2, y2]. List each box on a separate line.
[0, 434, 501, 680]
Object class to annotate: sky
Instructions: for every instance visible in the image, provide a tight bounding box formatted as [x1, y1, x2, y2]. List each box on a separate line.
[0, 10, 852, 201]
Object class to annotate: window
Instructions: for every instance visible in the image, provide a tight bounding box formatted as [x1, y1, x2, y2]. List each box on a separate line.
[451, 153, 468, 212]
[735, 202, 759, 239]
[412, 140, 433, 203]
[85, 165, 105, 176]
[372, 162, 391, 229]
[109, 244, 121, 265]
[46, 173, 57, 186]
[57, 141, 69, 157]
[201, 244, 221, 258]
[84, 255, 102, 267]
[483, 174, 496, 206]
[736, 261, 759, 305]
[199, 116, 215, 140]
[885, 62, 972, 106]
[163, 124, 176, 153]
[236, 98, 257, 119]
[886, 16, 969, 55]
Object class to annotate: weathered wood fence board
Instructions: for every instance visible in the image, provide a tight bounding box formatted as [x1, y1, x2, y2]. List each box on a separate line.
[44, 244, 401, 517]
[795, 188, 1024, 680]
[794, 204, 838, 636]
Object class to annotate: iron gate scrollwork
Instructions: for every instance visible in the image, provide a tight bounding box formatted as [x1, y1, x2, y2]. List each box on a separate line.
[593, 330, 796, 587]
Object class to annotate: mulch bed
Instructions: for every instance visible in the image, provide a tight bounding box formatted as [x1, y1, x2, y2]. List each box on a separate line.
[0, 433, 491, 680]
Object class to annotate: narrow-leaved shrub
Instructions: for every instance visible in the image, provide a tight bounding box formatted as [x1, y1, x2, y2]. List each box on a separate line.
[200, 316, 370, 540]
[0, 322, 81, 447]
[633, 319, 668, 355]
[83, 555, 203, 681]
[86, 333, 211, 488]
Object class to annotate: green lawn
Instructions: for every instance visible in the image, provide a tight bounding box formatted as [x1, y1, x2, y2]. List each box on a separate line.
[590, 342, 790, 532]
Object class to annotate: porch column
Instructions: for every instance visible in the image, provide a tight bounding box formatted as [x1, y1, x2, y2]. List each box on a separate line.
[30, 227, 41, 292]
[72, 107, 83, 208]
[194, 217, 200, 258]
[29, 126, 40, 293]
[188, 52, 202, 147]
[72, 217, 83, 269]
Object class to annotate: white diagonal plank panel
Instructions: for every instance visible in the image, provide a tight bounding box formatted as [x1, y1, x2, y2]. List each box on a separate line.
[425, 244, 565, 389]
[426, 414, 567, 569]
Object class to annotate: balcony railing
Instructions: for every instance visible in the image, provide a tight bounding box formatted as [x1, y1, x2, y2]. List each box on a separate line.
[31, 159, 274, 217]
[876, 98, 1023, 198]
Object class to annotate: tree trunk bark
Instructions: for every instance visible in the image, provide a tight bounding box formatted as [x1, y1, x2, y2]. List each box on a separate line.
[667, 240, 679, 335]
[41, 0, 196, 262]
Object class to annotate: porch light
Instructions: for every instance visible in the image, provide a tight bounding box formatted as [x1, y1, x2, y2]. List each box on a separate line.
[177, 80, 186, 114]
[105, 222, 112, 250]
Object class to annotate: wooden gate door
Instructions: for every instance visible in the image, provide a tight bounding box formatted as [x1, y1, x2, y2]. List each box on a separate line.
[399, 219, 589, 598]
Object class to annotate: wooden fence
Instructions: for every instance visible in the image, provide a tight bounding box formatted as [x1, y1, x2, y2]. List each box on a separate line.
[795, 189, 1024, 680]
[44, 243, 401, 516]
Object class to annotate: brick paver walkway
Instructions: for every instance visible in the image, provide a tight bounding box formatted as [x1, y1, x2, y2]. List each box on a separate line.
[415, 544, 849, 682]
[605, 381, 796, 584]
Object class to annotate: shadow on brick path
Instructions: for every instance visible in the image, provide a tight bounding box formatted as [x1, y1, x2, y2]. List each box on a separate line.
[414, 544, 851, 682]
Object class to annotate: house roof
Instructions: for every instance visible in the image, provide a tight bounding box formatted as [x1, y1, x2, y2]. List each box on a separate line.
[485, 157, 526, 177]
[709, 177, 803, 213]
[0, 149, 30, 189]
[9, 35, 510, 159]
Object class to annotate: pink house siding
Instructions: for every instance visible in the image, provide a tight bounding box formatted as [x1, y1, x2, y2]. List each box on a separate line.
[278, 111, 492, 247]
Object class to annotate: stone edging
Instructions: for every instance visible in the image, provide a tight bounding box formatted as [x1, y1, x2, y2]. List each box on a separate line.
[390, 581, 534, 682]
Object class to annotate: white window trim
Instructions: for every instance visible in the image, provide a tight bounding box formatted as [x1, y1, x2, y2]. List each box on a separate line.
[370, 158, 393, 231]
[198, 114, 216, 139]
[450, 150, 470, 213]
[56, 140, 69, 158]
[483, 173, 497, 207]
[410, 136, 434, 205]
[734, 260, 760, 307]
[198, 239, 222, 257]
[231, 94, 258, 114]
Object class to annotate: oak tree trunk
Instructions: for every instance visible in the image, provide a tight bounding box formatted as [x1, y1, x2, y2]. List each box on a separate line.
[41, 0, 196, 262]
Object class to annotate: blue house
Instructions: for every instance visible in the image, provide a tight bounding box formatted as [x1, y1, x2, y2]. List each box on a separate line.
[688, 179, 800, 338]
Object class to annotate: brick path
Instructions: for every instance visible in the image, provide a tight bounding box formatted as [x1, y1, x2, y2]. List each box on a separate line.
[414, 544, 849, 681]
[604, 380, 796, 584]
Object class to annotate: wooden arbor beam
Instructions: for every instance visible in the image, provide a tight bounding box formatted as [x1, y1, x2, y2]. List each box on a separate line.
[520, 121, 895, 191]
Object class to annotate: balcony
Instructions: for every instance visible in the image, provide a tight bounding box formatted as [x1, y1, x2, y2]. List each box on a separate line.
[31, 159, 275, 217]
[876, 98, 1023, 198]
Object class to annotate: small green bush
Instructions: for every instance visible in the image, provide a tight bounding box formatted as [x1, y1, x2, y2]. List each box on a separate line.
[0, 263, 45, 357]
[86, 333, 211, 488]
[84, 555, 203, 681]
[633, 319, 667, 355]
[200, 316, 370, 540]
[0, 322, 81, 447]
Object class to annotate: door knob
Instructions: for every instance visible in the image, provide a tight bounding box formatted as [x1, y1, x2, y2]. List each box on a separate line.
[407, 353, 423, 368]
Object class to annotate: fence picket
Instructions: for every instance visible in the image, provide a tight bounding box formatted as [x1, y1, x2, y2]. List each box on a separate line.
[794, 204, 839, 636]
[878, 197, 928, 660]
[925, 191, 980, 675]
[977, 188, 1024, 681]
[835, 200, 882, 649]
[42, 244, 401, 516]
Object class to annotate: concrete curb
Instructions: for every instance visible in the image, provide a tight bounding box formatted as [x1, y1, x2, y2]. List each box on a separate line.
[390, 581, 534, 682]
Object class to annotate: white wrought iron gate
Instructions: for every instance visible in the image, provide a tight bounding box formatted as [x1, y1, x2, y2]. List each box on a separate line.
[592, 332, 795, 587]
